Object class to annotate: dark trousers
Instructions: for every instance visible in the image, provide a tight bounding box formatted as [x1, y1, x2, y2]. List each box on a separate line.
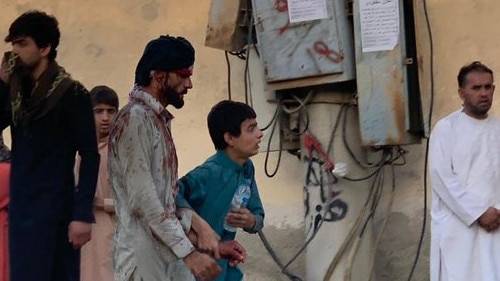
[9, 220, 80, 281]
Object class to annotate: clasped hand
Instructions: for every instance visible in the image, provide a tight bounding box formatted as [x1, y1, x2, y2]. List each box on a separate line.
[478, 207, 500, 232]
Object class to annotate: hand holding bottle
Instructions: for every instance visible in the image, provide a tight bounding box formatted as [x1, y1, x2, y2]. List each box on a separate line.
[224, 182, 251, 232]
[225, 208, 256, 230]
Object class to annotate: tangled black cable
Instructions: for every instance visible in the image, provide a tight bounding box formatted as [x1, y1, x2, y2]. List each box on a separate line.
[224, 51, 232, 101]
[257, 108, 406, 281]
[258, 153, 339, 281]
[263, 98, 282, 178]
[258, 231, 305, 281]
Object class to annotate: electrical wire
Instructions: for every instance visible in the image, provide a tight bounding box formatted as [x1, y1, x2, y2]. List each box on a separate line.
[343, 148, 390, 280]
[344, 165, 385, 281]
[279, 92, 313, 139]
[247, 60, 254, 108]
[367, 163, 397, 281]
[258, 114, 374, 280]
[243, 3, 255, 106]
[224, 51, 232, 101]
[228, 50, 247, 60]
[244, 45, 251, 105]
[258, 231, 304, 281]
[281, 160, 334, 270]
[407, 0, 434, 279]
[281, 91, 314, 114]
[263, 98, 283, 178]
[294, 107, 310, 137]
[232, 2, 426, 277]
[223, 0, 255, 103]
[263, 92, 313, 178]
[341, 106, 382, 169]
[287, 94, 311, 137]
[343, 164, 384, 182]
[224, 48, 249, 101]
[326, 104, 347, 155]
[260, 102, 280, 132]
[258, 99, 409, 280]
[322, 160, 386, 281]
[258, 156, 333, 281]
[323, 147, 405, 281]
[359, 155, 387, 236]
[284, 112, 388, 280]
[362, 148, 405, 234]
[257, 103, 405, 281]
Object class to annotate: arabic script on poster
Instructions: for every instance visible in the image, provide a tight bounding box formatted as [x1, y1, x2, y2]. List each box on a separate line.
[287, 0, 328, 23]
[359, 0, 400, 52]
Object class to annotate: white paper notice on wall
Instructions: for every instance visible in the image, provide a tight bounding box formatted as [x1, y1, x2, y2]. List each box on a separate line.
[359, 0, 400, 52]
[287, 0, 328, 23]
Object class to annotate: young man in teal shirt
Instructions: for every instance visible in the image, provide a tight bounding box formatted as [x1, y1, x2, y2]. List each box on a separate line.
[176, 100, 265, 281]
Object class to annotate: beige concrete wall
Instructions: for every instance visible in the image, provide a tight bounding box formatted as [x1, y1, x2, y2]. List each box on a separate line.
[1, 0, 499, 280]
[0, 1, 305, 280]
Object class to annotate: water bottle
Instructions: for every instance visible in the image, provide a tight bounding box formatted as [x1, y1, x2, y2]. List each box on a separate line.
[223, 182, 251, 232]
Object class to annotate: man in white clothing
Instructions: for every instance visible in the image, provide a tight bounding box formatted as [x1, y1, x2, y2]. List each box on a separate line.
[430, 61, 500, 281]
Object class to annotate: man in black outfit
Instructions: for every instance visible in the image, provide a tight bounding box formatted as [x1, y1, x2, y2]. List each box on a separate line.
[0, 10, 99, 281]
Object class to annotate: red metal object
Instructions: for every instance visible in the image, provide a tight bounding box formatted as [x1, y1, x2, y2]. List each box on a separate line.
[303, 133, 335, 172]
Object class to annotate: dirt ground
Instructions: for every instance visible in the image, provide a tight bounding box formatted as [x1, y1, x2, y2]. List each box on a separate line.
[238, 225, 306, 281]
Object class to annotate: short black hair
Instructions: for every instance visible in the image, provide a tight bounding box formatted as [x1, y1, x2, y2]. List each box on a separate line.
[89, 85, 119, 109]
[5, 10, 60, 61]
[457, 61, 494, 88]
[207, 100, 257, 150]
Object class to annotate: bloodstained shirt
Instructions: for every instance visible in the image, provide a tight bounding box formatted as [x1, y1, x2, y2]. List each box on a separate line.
[108, 86, 194, 281]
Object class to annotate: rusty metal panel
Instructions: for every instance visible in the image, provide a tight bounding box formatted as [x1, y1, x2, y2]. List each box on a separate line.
[205, 0, 250, 52]
[354, 0, 420, 146]
[252, 0, 354, 84]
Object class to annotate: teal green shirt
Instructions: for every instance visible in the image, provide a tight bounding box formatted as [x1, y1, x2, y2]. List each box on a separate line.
[176, 150, 265, 281]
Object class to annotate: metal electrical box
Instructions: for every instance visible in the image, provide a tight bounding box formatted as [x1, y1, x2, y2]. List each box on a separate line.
[251, 0, 355, 89]
[205, 0, 252, 52]
[354, 0, 424, 146]
[205, 0, 425, 146]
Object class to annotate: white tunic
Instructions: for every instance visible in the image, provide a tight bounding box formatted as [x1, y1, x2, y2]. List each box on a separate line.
[430, 109, 500, 281]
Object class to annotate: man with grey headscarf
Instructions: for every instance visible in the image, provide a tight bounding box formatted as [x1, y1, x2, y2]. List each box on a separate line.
[108, 35, 245, 281]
